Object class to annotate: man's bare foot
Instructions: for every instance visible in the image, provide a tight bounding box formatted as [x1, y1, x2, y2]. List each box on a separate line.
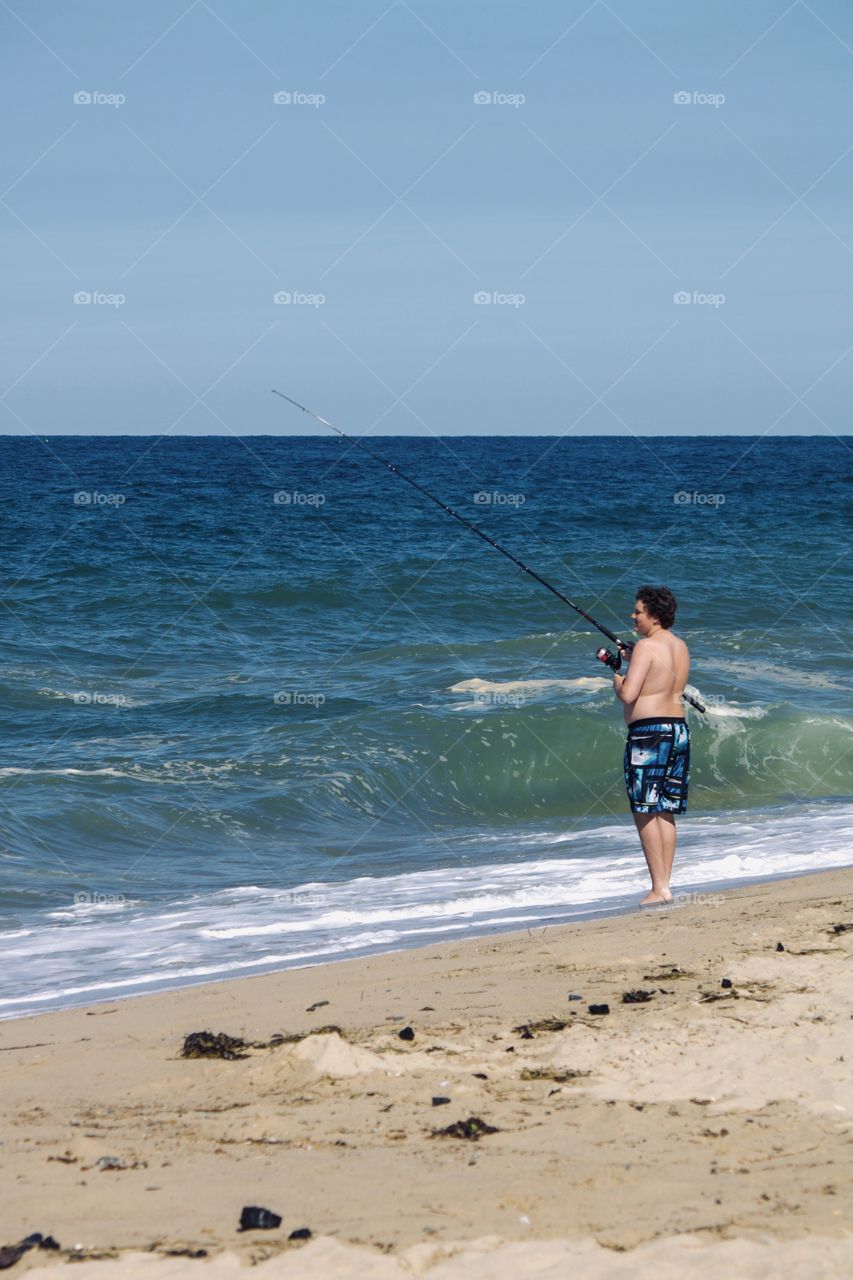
[639, 889, 673, 906]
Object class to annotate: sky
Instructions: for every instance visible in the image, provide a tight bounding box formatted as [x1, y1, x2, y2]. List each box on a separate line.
[1, 0, 851, 436]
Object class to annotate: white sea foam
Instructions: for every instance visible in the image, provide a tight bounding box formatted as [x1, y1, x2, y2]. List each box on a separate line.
[704, 703, 767, 720]
[448, 677, 611, 708]
[702, 658, 849, 692]
[451, 677, 610, 693]
[0, 761, 239, 783]
[36, 687, 146, 707]
[2, 801, 851, 1020]
[0, 766, 138, 780]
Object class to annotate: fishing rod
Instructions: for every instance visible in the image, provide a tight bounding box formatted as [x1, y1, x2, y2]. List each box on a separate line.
[272, 389, 706, 714]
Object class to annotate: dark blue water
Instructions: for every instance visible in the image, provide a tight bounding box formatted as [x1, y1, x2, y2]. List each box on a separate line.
[1, 435, 851, 1015]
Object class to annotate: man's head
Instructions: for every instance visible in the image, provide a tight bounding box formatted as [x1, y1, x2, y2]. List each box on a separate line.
[632, 585, 677, 633]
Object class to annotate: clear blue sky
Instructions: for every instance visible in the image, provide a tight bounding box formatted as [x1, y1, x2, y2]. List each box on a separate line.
[2, 0, 851, 435]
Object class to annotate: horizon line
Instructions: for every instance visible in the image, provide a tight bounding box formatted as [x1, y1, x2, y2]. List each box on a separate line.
[1, 433, 848, 441]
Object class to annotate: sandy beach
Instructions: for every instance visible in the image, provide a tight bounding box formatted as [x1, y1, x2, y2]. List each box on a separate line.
[2, 868, 852, 1278]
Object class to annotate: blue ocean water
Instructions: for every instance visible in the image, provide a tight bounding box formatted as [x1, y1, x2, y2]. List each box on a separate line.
[1, 434, 851, 1017]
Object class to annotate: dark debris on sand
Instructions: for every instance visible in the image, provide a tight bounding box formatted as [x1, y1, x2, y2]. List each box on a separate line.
[0, 1233, 60, 1270]
[431, 1116, 500, 1141]
[512, 1017, 571, 1038]
[643, 965, 692, 980]
[181, 1031, 249, 1060]
[181, 1027, 342, 1059]
[238, 1206, 281, 1232]
[520, 1067, 591, 1083]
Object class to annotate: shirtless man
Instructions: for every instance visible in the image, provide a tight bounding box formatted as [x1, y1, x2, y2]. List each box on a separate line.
[612, 585, 691, 905]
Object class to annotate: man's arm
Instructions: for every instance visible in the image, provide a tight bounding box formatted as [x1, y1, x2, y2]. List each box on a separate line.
[613, 638, 652, 704]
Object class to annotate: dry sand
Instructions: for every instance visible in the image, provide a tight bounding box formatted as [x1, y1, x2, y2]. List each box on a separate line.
[2, 868, 852, 1277]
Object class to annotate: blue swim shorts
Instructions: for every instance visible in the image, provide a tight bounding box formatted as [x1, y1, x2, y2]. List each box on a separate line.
[624, 717, 690, 815]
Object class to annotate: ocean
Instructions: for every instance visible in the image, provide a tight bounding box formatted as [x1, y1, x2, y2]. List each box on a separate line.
[1, 433, 851, 1019]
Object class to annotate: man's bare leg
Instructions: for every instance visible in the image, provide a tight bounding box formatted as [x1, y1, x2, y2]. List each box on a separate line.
[633, 813, 673, 904]
[658, 813, 677, 890]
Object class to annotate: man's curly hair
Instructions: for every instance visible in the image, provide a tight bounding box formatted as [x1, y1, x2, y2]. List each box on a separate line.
[636, 585, 677, 629]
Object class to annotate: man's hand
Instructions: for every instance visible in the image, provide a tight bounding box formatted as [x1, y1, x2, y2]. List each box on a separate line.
[613, 673, 625, 697]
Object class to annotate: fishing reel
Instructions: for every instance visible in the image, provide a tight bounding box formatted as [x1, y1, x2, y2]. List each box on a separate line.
[595, 647, 621, 672]
[595, 641, 634, 673]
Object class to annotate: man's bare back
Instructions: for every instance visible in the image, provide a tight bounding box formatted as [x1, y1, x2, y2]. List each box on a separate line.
[619, 629, 689, 724]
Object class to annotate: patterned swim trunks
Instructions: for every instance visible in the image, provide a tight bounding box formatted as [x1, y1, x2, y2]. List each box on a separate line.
[624, 717, 690, 814]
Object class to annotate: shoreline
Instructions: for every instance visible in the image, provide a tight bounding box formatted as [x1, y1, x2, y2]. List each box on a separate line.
[5, 855, 853, 1025]
[2, 866, 852, 1276]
